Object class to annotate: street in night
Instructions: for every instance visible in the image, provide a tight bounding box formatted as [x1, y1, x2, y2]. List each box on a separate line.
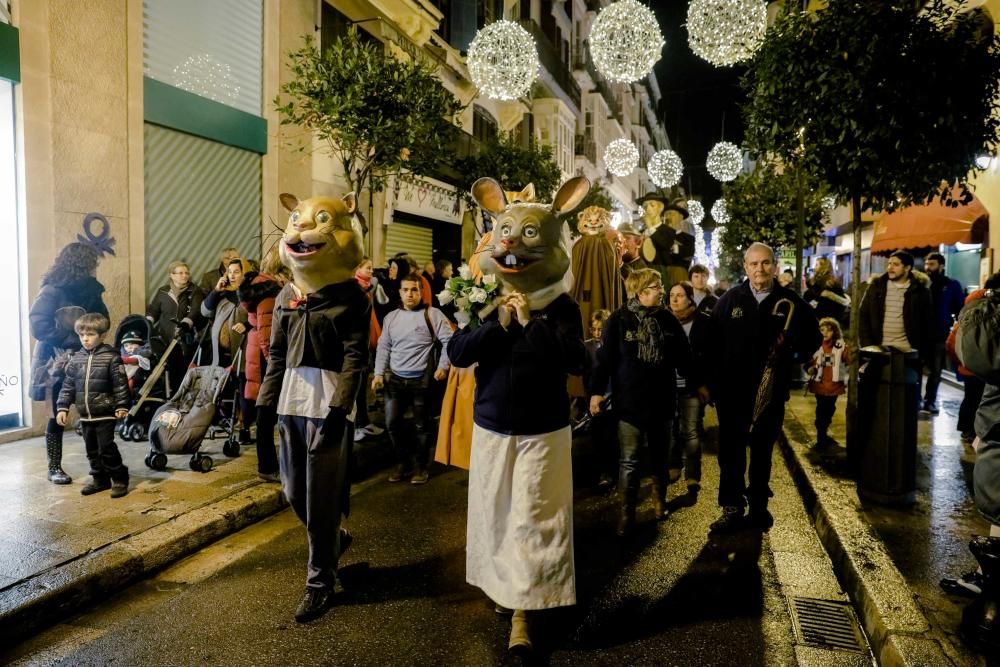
[2, 0, 1000, 665]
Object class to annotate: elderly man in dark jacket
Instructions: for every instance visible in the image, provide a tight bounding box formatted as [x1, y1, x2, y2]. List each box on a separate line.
[710, 243, 820, 533]
[857, 251, 934, 358]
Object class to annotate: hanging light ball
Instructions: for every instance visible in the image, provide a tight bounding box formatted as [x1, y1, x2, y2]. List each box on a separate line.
[686, 0, 767, 67]
[172, 54, 241, 104]
[647, 149, 683, 188]
[467, 20, 539, 101]
[604, 138, 640, 177]
[687, 200, 705, 226]
[706, 141, 743, 182]
[711, 198, 729, 225]
[589, 0, 665, 84]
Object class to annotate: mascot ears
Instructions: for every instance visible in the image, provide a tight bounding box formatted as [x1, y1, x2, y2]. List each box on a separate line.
[280, 193, 300, 213]
[552, 176, 590, 215]
[280, 192, 358, 215]
[471, 178, 508, 215]
[471, 176, 590, 216]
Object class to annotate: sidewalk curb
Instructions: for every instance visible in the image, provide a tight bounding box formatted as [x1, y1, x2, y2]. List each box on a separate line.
[778, 423, 955, 667]
[0, 482, 286, 646]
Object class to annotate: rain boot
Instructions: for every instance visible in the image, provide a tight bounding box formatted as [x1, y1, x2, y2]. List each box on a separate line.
[509, 609, 532, 653]
[651, 476, 666, 520]
[961, 536, 1000, 654]
[46, 431, 72, 485]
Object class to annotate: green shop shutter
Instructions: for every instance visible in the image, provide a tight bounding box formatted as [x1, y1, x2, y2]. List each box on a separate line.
[385, 222, 433, 269]
[144, 123, 261, 298]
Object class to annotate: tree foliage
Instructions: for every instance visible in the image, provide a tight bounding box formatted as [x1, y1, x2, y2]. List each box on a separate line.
[719, 161, 827, 268]
[276, 28, 465, 200]
[743, 0, 1000, 212]
[455, 132, 562, 204]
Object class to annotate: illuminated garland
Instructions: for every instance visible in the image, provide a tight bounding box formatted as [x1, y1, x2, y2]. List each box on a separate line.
[468, 20, 539, 100]
[589, 0, 665, 84]
[604, 138, 640, 177]
[706, 141, 743, 182]
[647, 149, 684, 188]
[686, 0, 767, 67]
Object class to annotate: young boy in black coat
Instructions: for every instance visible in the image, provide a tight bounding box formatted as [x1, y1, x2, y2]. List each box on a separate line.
[56, 313, 131, 497]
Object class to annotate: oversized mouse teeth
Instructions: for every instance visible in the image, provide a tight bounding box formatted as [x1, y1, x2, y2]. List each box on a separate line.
[506, 254, 517, 266]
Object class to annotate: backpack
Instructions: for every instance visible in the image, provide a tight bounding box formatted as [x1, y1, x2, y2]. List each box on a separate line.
[957, 290, 1000, 385]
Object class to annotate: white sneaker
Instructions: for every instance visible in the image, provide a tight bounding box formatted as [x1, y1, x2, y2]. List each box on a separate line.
[361, 424, 384, 436]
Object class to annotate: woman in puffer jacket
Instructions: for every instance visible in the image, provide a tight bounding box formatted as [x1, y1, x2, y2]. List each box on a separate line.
[238, 252, 284, 480]
[28, 242, 109, 485]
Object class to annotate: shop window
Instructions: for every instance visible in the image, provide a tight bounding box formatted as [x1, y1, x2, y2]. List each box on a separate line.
[0, 77, 22, 429]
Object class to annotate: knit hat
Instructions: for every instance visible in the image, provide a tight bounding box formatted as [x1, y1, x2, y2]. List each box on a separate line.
[121, 331, 145, 345]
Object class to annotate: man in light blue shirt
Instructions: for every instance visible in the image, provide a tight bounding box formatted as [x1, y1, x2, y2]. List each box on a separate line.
[373, 272, 453, 484]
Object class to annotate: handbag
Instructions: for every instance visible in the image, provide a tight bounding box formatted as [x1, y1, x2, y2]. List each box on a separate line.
[423, 307, 442, 385]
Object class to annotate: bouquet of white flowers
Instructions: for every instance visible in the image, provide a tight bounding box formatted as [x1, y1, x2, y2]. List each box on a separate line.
[437, 264, 501, 329]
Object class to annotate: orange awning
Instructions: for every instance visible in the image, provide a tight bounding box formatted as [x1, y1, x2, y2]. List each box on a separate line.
[871, 192, 989, 253]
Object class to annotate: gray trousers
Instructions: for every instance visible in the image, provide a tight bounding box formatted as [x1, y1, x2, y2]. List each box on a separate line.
[278, 414, 353, 590]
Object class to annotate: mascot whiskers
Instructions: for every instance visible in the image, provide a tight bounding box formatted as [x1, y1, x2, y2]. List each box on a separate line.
[256, 192, 370, 623]
[447, 175, 589, 655]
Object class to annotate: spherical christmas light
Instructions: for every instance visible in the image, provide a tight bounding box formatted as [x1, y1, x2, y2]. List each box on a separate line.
[172, 54, 241, 104]
[711, 198, 729, 225]
[467, 20, 539, 101]
[693, 224, 708, 266]
[647, 149, 683, 188]
[589, 0, 665, 84]
[686, 0, 767, 67]
[687, 199, 705, 226]
[604, 138, 640, 177]
[706, 141, 743, 182]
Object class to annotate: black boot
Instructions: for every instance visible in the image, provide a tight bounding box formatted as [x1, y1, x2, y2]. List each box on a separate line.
[961, 536, 1000, 654]
[46, 432, 72, 484]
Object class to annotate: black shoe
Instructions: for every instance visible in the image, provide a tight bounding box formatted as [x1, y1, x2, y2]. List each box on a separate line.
[927, 403, 940, 415]
[238, 428, 253, 445]
[81, 478, 112, 496]
[748, 507, 774, 532]
[710, 506, 744, 533]
[616, 508, 635, 538]
[294, 587, 334, 623]
[387, 464, 410, 483]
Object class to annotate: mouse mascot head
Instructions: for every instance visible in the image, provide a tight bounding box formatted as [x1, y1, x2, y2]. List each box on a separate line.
[278, 192, 365, 293]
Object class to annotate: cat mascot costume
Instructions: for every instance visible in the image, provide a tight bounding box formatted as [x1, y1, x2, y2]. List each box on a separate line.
[447, 176, 588, 654]
[257, 192, 370, 623]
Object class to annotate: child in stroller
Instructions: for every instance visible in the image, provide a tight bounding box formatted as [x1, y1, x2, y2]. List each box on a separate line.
[113, 314, 170, 442]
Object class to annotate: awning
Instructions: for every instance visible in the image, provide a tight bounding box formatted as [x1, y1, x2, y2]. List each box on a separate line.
[871, 191, 989, 253]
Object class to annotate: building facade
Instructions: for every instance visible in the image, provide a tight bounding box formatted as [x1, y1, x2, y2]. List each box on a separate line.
[0, 0, 671, 440]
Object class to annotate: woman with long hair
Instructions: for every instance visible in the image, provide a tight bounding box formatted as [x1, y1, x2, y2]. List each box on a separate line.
[29, 242, 109, 485]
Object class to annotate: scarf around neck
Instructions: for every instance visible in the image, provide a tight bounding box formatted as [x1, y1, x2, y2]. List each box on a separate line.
[672, 304, 696, 325]
[627, 298, 664, 364]
[355, 270, 372, 292]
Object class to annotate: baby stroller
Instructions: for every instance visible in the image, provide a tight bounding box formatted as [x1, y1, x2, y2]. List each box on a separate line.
[144, 347, 244, 473]
[114, 315, 170, 442]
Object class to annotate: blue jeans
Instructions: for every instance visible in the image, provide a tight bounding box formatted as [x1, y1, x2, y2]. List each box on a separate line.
[618, 416, 672, 509]
[385, 372, 433, 471]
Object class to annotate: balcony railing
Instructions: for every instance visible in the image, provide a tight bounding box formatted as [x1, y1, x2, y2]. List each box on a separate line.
[518, 19, 582, 109]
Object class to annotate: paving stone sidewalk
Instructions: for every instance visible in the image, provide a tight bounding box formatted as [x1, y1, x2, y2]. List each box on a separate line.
[782, 383, 991, 667]
[0, 428, 289, 644]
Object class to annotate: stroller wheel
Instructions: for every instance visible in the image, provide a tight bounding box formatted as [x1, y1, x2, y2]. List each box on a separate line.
[143, 454, 152, 468]
[190, 455, 213, 473]
[128, 423, 147, 442]
[150, 453, 168, 471]
[222, 439, 241, 458]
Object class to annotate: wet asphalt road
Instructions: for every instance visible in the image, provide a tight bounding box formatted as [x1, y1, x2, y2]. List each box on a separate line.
[5, 435, 809, 667]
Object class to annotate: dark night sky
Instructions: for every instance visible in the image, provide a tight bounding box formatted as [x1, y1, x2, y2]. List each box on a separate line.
[648, 0, 747, 229]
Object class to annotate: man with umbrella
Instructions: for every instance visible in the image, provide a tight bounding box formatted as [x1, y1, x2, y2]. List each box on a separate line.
[709, 243, 820, 533]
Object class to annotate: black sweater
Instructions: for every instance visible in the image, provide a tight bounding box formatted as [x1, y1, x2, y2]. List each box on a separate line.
[591, 303, 692, 429]
[257, 280, 371, 413]
[447, 293, 585, 435]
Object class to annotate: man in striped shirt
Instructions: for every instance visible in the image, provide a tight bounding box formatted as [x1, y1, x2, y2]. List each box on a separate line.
[858, 251, 933, 357]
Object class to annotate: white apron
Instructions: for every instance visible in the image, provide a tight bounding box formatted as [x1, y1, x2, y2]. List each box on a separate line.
[466, 423, 576, 610]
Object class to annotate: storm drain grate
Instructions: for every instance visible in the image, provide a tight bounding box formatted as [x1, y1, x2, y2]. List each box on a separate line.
[789, 597, 867, 653]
